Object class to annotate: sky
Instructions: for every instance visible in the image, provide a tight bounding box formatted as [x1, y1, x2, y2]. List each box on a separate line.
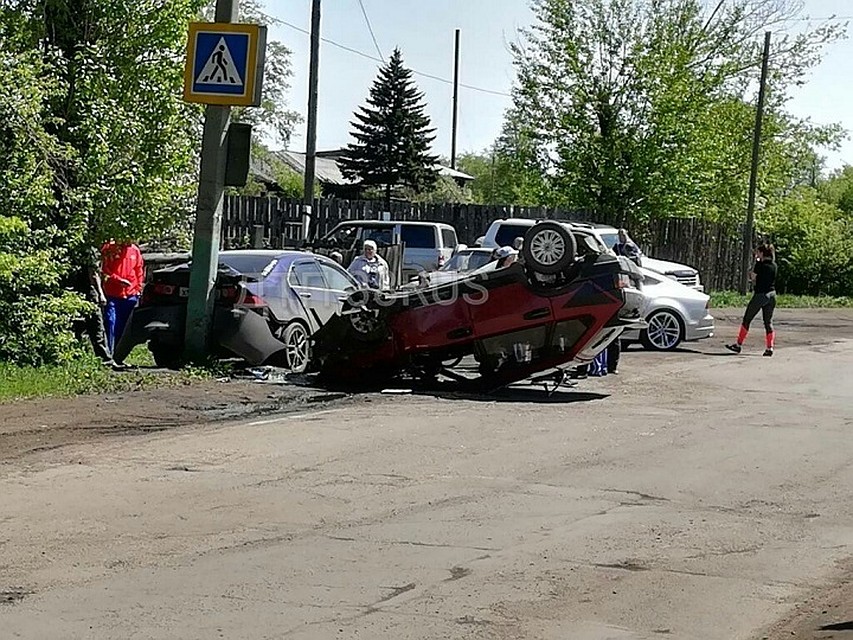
[265, 0, 853, 171]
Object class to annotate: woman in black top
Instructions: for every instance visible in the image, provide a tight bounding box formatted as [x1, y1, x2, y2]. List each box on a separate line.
[726, 244, 778, 356]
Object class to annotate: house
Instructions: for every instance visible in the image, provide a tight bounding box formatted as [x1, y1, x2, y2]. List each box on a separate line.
[277, 149, 475, 199]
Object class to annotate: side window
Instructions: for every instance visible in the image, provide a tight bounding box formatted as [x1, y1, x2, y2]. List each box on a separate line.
[362, 226, 394, 247]
[327, 225, 359, 250]
[494, 224, 530, 247]
[291, 260, 326, 288]
[318, 263, 357, 291]
[441, 227, 458, 248]
[400, 225, 437, 249]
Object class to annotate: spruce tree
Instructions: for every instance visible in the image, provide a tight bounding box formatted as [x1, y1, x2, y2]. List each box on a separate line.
[340, 48, 439, 204]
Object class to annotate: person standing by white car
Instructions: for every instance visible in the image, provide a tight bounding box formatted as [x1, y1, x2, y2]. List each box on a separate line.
[348, 240, 390, 290]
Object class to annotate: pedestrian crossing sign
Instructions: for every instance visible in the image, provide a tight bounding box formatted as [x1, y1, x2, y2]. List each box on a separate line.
[183, 23, 267, 106]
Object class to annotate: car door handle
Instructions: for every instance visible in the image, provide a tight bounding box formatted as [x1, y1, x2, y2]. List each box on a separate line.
[524, 307, 551, 320]
[299, 292, 312, 299]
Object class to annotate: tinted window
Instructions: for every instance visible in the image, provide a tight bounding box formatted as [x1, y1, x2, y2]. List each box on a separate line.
[290, 260, 326, 288]
[495, 224, 530, 247]
[362, 226, 394, 247]
[219, 255, 278, 278]
[400, 225, 436, 249]
[441, 227, 458, 248]
[318, 262, 357, 291]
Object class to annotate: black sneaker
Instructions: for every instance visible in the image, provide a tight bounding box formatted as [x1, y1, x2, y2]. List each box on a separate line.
[725, 344, 742, 354]
[763, 349, 773, 357]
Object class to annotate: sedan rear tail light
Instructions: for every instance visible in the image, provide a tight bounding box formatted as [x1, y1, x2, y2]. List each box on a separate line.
[236, 288, 267, 308]
[615, 273, 631, 289]
[140, 282, 176, 306]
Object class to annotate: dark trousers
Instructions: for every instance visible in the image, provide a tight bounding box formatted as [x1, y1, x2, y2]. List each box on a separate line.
[742, 291, 776, 333]
[607, 339, 621, 373]
[105, 296, 138, 355]
[74, 307, 112, 363]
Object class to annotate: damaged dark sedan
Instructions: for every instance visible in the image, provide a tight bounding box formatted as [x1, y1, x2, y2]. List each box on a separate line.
[312, 221, 646, 391]
[113, 250, 361, 370]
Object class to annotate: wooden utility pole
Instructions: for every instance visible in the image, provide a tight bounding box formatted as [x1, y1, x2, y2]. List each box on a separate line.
[740, 31, 772, 294]
[450, 29, 460, 169]
[302, 0, 321, 241]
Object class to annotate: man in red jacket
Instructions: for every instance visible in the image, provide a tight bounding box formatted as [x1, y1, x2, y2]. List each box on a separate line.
[101, 240, 145, 356]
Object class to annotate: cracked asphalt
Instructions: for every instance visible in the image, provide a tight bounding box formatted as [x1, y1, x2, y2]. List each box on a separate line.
[1, 309, 852, 639]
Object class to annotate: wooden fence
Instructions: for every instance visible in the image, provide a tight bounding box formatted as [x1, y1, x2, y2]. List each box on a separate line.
[222, 196, 742, 291]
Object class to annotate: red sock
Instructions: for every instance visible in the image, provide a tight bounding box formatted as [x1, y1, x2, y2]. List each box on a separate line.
[737, 325, 748, 345]
[766, 331, 775, 349]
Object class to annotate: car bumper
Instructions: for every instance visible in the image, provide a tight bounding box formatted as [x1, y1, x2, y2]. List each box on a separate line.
[684, 313, 715, 341]
[113, 305, 286, 366]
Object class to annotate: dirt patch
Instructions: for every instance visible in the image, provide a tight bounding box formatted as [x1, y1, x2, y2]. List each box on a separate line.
[0, 377, 356, 462]
[759, 561, 853, 639]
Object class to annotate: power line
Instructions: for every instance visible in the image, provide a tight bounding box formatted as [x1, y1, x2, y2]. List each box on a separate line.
[356, 0, 384, 61]
[278, 19, 512, 98]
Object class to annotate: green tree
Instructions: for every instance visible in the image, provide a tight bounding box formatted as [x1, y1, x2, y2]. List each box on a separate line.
[762, 186, 853, 296]
[818, 165, 853, 217]
[340, 48, 439, 205]
[504, 0, 844, 226]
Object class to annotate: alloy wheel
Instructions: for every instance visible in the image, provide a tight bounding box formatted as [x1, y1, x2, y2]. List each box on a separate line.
[644, 310, 683, 350]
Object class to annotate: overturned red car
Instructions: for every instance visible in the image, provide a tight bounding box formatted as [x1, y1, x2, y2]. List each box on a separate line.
[312, 221, 645, 391]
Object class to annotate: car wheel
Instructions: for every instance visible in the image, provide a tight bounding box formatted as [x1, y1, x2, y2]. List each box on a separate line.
[345, 289, 390, 342]
[641, 310, 684, 351]
[281, 322, 311, 373]
[522, 221, 576, 275]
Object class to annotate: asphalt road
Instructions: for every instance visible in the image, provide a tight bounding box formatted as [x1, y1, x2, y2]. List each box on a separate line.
[1, 309, 852, 639]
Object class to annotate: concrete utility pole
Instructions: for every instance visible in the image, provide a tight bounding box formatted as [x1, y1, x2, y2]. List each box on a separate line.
[740, 31, 772, 294]
[184, 0, 238, 362]
[302, 0, 321, 241]
[450, 29, 460, 170]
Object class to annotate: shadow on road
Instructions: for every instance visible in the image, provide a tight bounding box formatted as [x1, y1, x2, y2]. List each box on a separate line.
[415, 385, 610, 404]
[819, 620, 853, 632]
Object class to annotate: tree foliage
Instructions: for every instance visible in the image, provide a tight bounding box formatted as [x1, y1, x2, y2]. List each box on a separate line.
[340, 48, 439, 204]
[504, 0, 845, 226]
[0, 0, 298, 365]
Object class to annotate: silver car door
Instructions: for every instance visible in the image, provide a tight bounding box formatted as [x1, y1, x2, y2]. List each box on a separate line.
[316, 261, 360, 316]
[288, 259, 334, 332]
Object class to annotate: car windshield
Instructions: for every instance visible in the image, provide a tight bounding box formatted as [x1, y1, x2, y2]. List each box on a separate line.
[219, 254, 279, 279]
[441, 251, 493, 273]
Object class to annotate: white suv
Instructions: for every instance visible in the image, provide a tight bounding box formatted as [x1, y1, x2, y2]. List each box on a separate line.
[480, 219, 703, 291]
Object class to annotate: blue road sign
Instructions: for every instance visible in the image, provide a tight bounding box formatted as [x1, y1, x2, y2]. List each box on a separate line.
[192, 32, 249, 95]
[183, 23, 266, 106]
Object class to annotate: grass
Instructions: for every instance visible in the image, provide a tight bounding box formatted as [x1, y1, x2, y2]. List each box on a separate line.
[0, 346, 219, 403]
[710, 291, 853, 309]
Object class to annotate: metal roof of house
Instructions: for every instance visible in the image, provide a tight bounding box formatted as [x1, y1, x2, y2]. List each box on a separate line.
[276, 149, 475, 184]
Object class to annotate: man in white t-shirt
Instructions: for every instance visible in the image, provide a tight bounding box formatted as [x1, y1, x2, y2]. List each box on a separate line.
[347, 240, 391, 290]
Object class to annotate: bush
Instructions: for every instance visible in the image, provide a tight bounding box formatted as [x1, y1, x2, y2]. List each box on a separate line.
[761, 187, 853, 297]
[0, 293, 92, 367]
